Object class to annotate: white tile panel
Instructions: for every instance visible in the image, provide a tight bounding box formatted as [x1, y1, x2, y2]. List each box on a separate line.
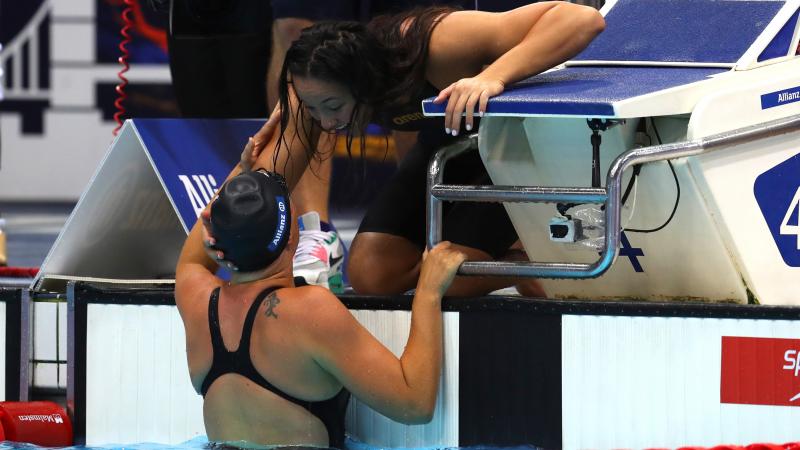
[33, 302, 62, 388]
[562, 315, 800, 449]
[85, 304, 204, 445]
[346, 310, 459, 448]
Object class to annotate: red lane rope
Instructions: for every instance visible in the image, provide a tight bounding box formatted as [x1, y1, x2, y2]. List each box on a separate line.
[112, 0, 136, 136]
[676, 443, 800, 450]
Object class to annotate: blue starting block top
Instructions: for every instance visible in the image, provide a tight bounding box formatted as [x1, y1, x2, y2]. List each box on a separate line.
[573, 0, 786, 65]
[422, 66, 727, 117]
[423, 0, 799, 118]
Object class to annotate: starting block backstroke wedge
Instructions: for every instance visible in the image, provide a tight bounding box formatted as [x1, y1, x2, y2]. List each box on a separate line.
[32, 119, 262, 292]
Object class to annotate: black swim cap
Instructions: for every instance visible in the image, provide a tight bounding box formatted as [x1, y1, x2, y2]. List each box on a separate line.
[210, 170, 292, 272]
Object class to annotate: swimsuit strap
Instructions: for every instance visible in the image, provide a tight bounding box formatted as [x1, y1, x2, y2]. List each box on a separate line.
[236, 287, 276, 358]
[207, 287, 226, 361]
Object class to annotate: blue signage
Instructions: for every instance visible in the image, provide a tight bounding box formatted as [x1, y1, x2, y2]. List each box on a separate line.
[761, 86, 800, 110]
[133, 119, 263, 232]
[754, 152, 800, 267]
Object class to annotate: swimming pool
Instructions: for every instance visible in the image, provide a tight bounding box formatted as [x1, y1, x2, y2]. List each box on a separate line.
[0, 436, 539, 450]
[0, 436, 207, 450]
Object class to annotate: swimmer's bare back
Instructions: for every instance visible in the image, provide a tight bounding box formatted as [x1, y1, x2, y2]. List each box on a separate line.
[175, 236, 466, 446]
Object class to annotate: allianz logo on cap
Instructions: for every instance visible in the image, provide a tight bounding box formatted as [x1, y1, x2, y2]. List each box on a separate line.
[178, 174, 220, 218]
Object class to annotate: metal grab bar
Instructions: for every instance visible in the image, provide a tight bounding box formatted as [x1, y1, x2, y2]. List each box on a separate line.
[426, 113, 800, 279]
[431, 185, 608, 204]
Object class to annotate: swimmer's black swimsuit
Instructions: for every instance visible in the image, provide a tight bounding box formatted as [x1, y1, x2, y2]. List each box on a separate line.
[200, 287, 350, 448]
[358, 77, 513, 258]
[377, 82, 442, 132]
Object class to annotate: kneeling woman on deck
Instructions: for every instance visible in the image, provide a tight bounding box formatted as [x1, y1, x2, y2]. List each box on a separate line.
[237, 1, 605, 297]
[175, 170, 466, 447]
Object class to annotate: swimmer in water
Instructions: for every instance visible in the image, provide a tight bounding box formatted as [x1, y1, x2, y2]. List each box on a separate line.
[175, 169, 466, 447]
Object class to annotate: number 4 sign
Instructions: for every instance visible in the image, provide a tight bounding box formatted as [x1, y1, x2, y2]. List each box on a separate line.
[781, 187, 800, 250]
[755, 152, 800, 267]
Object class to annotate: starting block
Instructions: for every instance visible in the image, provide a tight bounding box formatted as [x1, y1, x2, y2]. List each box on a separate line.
[424, 0, 800, 305]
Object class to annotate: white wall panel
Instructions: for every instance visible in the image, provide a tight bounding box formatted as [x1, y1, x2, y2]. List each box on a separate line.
[51, 23, 95, 63]
[85, 304, 203, 445]
[563, 315, 800, 449]
[33, 301, 63, 388]
[52, 0, 95, 18]
[346, 310, 459, 448]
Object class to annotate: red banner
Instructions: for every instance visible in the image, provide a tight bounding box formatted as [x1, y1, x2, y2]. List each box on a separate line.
[721, 337, 800, 407]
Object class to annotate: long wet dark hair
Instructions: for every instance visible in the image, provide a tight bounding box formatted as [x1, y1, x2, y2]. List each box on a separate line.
[275, 6, 456, 172]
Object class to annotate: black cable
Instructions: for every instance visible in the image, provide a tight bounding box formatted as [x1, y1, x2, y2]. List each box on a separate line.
[556, 202, 577, 218]
[620, 120, 650, 205]
[620, 164, 641, 205]
[624, 118, 681, 234]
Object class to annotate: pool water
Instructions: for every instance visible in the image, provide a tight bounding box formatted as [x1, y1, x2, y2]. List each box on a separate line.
[0, 437, 222, 450]
[0, 437, 538, 450]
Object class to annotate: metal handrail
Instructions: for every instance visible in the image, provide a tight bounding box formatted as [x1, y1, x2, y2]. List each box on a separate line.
[426, 113, 800, 278]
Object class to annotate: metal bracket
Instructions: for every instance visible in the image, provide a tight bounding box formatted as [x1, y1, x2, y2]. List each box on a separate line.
[426, 114, 800, 279]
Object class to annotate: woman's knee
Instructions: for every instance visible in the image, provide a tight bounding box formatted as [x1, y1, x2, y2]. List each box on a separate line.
[347, 233, 421, 295]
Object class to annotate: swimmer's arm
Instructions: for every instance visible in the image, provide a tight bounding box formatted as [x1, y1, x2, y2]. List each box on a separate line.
[481, 2, 603, 86]
[246, 83, 324, 191]
[307, 244, 465, 424]
[428, 2, 605, 131]
[304, 288, 443, 424]
[185, 87, 325, 271]
[211, 84, 320, 199]
[175, 219, 221, 313]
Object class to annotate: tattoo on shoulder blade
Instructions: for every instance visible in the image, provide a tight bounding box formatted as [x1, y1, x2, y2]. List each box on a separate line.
[264, 292, 280, 319]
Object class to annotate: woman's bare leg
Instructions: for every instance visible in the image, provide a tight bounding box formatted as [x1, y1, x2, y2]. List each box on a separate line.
[348, 232, 546, 297]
